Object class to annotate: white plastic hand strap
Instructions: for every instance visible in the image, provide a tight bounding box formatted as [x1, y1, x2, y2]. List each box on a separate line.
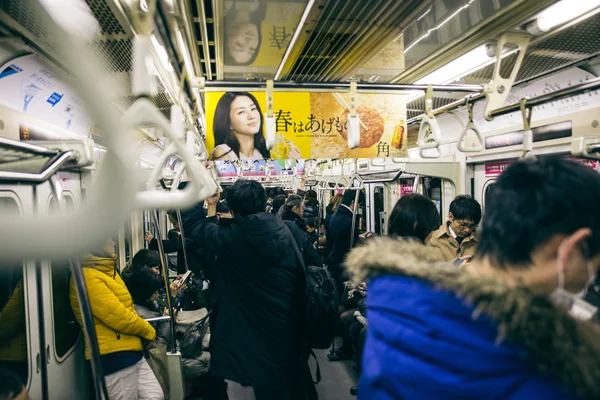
[457, 101, 484, 152]
[347, 81, 360, 149]
[265, 80, 275, 150]
[417, 115, 442, 159]
[519, 99, 535, 159]
[129, 102, 217, 209]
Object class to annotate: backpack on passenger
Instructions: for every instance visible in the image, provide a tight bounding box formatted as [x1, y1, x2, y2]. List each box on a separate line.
[286, 226, 340, 350]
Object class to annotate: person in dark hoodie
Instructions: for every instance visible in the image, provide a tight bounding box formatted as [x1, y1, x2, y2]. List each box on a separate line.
[302, 190, 320, 227]
[182, 180, 313, 399]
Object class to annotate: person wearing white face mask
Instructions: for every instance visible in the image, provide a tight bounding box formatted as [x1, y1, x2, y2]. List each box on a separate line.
[345, 157, 600, 399]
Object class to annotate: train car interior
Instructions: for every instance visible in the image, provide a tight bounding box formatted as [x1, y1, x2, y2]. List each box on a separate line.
[1, 0, 600, 399]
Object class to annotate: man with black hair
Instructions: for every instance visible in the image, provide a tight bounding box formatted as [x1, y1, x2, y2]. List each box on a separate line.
[182, 179, 316, 399]
[0, 368, 27, 400]
[327, 190, 367, 296]
[146, 210, 186, 274]
[302, 189, 320, 228]
[347, 157, 600, 398]
[428, 194, 481, 262]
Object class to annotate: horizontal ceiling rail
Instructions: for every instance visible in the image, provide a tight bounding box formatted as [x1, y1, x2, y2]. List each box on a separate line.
[202, 81, 483, 93]
[489, 76, 600, 118]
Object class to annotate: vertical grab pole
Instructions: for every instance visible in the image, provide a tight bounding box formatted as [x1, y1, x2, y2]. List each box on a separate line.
[176, 209, 190, 273]
[171, 164, 190, 273]
[50, 175, 109, 400]
[151, 210, 177, 353]
[350, 188, 360, 249]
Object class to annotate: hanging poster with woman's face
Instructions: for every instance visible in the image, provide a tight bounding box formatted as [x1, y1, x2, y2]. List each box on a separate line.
[223, 0, 307, 72]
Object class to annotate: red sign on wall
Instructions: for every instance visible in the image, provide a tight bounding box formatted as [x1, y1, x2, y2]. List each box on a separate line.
[401, 183, 414, 195]
[566, 156, 599, 170]
[485, 162, 512, 177]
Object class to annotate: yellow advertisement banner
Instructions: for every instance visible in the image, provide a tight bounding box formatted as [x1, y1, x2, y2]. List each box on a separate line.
[205, 91, 408, 160]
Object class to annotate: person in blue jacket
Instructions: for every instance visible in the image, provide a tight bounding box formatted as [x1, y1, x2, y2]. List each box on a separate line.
[345, 157, 600, 399]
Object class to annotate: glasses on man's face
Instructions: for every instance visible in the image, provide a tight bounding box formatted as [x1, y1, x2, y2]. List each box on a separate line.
[457, 221, 478, 230]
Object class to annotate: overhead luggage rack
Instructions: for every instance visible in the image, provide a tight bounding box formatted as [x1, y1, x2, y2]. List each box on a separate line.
[0, 137, 85, 182]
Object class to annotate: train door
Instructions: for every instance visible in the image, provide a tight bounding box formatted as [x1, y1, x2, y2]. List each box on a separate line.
[0, 186, 43, 399]
[473, 161, 511, 213]
[365, 183, 387, 235]
[37, 174, 92, 400]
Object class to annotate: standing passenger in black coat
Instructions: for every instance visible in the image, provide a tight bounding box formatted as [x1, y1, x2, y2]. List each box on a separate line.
[182, 180, 308, 399]
[326, 190, 366, 295]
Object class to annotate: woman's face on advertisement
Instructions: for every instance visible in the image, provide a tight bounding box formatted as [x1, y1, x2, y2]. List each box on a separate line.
[229, 96, 261, 136]
[227, 21, 259, 64]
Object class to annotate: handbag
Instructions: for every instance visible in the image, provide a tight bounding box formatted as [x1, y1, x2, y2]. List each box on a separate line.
[146, 342, 170, 399]
[180, 311, 211, 359]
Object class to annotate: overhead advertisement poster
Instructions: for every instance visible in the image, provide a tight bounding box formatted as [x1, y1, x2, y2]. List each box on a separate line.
[0, 54, 93, 137]
[205, 91, 408, 160]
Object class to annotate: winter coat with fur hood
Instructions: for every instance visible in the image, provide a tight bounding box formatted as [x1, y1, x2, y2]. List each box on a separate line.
[345, 237, 600, 400]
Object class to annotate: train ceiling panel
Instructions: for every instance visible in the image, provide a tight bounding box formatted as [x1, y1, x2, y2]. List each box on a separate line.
[279, 0, 430, 82]
[2, 0, 600, 126]
[406, 8, 600, 120]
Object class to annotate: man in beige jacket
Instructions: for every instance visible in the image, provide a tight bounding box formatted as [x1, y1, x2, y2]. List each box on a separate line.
[428, 195, 482, 262]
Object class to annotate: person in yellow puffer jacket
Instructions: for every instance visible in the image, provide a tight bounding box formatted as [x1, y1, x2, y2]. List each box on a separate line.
[69, 238, 163, 400]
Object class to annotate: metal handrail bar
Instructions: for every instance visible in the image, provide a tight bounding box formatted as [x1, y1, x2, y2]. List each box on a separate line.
[0, 151, 76, 183]
[151, 210, 177, 353]
[489, 76, 600, 118]
[357, 169, 403, 177]
[144, 316, 172, 323]
[360, 170, 404, 184]
[0, 137, 60, 156]
[202, 81, 483, 93]
[171, 163, 190, 273]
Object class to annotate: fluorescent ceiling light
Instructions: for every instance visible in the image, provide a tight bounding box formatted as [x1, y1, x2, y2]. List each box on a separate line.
[150, 35, 174, 72]
[405, 45, 492, 102]
[535, 0, 600, 32]
[415, 46, 491, 85]
[39, 0, 100, 39]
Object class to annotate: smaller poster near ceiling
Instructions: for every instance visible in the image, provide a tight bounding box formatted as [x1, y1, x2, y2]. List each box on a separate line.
[0, 54, 92, 137]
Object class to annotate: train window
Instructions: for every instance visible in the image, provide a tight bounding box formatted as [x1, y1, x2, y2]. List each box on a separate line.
[50, 261, 80, 360]
[423, 178, 443, 225]
[0, 196, 29, 386]
[484, 182, 496, 208]
[48, 196, 75, 213]
[48, 195, 81, 360]
[373, 186, 386, 235]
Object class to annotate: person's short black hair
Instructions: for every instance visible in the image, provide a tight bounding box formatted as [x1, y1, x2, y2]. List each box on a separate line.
[274, 187, 287, 198]
[475, 157, 600, 268]
[220, 187, 229, 201]
[272, 194, 286, 213]
[178, 181, 189, 190]
[125, 266, 164, 304]
[132, 249, 161, 271]
[342, 190, 365, 207]
[227, 179, 267, 217]
[0, 367, 25, 400]
[285, 195, 303, 212]
[305, 190, 318, 200]
[449, 195, 481, 224]
[388, 194, 440, 242]
[166, 210, 178, 220]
